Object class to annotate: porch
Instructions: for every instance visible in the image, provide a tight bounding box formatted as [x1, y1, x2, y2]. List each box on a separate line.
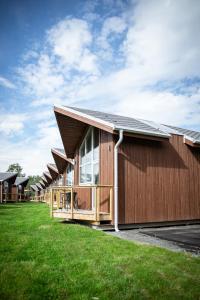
[50, 185, 113, 225]
[2, 192, 29, 202]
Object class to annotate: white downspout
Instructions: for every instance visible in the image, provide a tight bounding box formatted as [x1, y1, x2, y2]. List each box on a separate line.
[114, 129, 123, 232]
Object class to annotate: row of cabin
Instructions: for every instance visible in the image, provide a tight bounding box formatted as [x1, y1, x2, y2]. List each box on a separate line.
[0, 172, 29, 203]
[31, 106, 200, 228]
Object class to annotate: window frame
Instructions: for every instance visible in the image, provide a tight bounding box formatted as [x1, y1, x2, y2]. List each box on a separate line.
[66, 163, 74, 186]
[79, 127, 99, 185]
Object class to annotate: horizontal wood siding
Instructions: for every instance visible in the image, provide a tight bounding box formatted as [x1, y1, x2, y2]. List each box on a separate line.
[118, 135, 200, 224]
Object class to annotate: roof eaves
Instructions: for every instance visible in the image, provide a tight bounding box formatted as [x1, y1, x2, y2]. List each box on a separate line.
[47, 163, 59, 174]
[55, 105, 115, 131]
[114, 125, 170, 139]
[55, 105, 170, 139]
[52, 148, 74, 165]
[0, 172, 18, 182]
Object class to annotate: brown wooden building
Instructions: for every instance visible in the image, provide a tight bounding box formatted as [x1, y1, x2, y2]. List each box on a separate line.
[50, 106, 200, 229]
[0, 172, 17, 203]
[11, 177, 29, 201]
[51, 148, 74, 186]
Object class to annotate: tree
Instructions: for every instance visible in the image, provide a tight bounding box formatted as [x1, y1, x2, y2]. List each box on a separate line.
[27, 175, 42, 196]
[7, 163, 25, 177]
[27, 175, 42, 189]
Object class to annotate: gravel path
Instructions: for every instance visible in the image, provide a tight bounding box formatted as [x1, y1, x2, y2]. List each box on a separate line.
[106, 225, 200, 256]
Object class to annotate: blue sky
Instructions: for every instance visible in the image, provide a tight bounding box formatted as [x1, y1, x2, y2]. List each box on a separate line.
[0, 0, 200, 175]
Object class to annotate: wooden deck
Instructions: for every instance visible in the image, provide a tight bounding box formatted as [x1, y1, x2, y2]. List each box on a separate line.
[53, 208, 111, 222]
[50, 185, 113, 225]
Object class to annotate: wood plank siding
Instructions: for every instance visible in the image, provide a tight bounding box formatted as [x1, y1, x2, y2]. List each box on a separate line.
[99, 130, 114, 213]
[118, 134, 200, 224]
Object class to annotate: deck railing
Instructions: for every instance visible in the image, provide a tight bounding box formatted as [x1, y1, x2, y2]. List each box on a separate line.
[50, 185, 113, 224]
[2, 193, 29, 202]
[31, 192, 50, 203]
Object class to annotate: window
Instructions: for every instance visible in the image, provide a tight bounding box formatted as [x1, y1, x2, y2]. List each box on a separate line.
[66, 164, 74, 186]
[57, 175, 63, 186]
[79, 127, 99, 184]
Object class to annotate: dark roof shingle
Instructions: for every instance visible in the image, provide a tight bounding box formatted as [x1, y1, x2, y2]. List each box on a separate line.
[0, 172, 17, 182]
[14, 177, 29, 186]
[67, 106, 169, 138]
[164, 125, 200, 144]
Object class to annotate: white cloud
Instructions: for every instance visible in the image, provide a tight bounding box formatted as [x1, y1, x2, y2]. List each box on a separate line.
[10, 0, 200, 177]
[0, 122, 63, 176]
[115, 90, 200, 126]
[123, 0, 200, 80]
[47, 18, 99, 74]
[0, 76, 16, 89]
[18, 54, 65, 98]
[0, 113, 27, 135]
[98, 16, 127, 50]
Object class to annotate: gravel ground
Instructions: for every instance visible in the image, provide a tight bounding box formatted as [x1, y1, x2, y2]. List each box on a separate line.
[106, 225, 200, 256]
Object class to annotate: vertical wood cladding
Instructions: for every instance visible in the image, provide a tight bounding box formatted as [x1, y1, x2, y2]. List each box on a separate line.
[118, 135, 200, 224]
[99, 130, 114, 213]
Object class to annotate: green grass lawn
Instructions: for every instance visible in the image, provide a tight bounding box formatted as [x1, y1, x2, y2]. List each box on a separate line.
[0, 203, 199, 300]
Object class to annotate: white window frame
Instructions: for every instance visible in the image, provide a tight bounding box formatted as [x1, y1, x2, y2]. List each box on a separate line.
[66, 163, 74, 186]
[79, 127, 99, 185]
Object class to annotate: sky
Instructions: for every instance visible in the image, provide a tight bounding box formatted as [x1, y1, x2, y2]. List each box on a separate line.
[0, 0, 200, 176]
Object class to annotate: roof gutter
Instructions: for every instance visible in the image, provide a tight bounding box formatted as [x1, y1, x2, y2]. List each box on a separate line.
[114, 129, 123, 232]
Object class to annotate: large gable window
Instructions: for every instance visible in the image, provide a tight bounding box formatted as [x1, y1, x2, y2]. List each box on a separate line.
[79, 127, 99, 184]
[66, 164, 74, 186]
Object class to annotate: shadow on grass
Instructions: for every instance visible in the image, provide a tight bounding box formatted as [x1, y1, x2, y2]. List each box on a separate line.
[0, 206, 23, 210]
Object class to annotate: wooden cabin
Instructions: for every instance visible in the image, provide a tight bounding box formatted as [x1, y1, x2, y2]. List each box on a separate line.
[11, 177, 29, 201]
[50, 106, 200, 228]
[41, 176, 49, 188]
[43, 171, 53, 186]
[0, 172, 17, 203]
[51, 148, 74, 186]
[30, 185, 39, 201]
[35, 183, 45, 202]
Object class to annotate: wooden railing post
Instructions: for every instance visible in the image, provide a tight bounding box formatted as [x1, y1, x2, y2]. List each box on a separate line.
[96, 187, 100, 222]
[71, 187, 73, 219]
[57, 189, 59, 209]
[110, 188, 113, 222]
[50, 188, 53, 217]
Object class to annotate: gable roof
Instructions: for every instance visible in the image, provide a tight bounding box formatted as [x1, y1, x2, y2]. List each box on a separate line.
[47, 163, 59, 180]
[0, 172, 18, 183]
[51, 148, 74, 173]
[43, 171, 53, 184]
[30, 185, 39, 192]
[54, 148, 66, 156]
[14, 177, 29, 186]
[163, 125, 200, 144]
[39, 180, 46, 188]
[36, 183, 43, 190]
[54, 105, 200, 154]
[41, 176, 48, 186]
[47, 163, 59, 173]
[58, 105, 171, 138]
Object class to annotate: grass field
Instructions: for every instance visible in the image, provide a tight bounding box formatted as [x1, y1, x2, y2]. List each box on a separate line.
[0, 202, 199, 300]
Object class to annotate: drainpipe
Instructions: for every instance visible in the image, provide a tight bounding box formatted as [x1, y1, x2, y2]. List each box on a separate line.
[114, 129, 123, 232]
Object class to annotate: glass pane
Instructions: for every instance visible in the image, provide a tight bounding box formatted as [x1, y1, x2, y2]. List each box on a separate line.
[94, 128, 99, 148]
[80, 166, 85, 183]
[94, 162, 99, 184]
[93, 128, 99, 161]
[85, 131, 92, 163]
[80, 143, 85, 165]
[85, 163, 92, 182]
